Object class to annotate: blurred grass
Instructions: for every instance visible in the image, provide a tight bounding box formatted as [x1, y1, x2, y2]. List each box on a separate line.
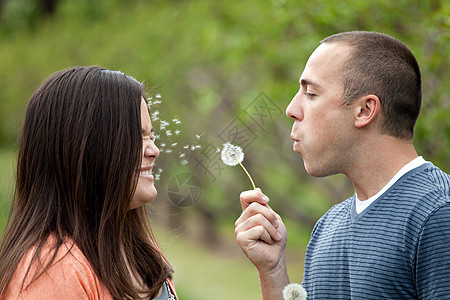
[0, 148, 15, 233]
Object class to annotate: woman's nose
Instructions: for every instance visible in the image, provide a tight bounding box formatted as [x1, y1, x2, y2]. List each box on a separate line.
[143, 142, 160, 159]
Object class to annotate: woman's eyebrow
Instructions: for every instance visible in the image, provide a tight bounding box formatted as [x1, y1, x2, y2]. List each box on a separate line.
[141, 127, 155, 135]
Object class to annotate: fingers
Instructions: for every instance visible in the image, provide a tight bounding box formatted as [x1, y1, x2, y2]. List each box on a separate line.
[235, 201, 281, 242]
[235, 212, 280, 245]
[240, 188, 269, 210]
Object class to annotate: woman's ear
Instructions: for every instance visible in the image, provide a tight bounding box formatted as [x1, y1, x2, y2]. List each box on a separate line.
[354, 94, 381, 128]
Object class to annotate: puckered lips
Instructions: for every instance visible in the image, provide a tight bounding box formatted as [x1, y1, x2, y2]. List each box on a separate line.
[291, 134, 301, 152]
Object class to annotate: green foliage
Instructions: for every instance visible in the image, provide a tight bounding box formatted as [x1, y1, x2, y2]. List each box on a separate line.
[0, 1, 448, 298]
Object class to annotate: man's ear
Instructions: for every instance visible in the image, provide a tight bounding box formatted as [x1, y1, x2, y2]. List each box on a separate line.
[354, 94, 381, 128]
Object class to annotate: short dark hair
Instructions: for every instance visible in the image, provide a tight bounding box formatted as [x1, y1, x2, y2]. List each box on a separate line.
[321, 31, 421, 139]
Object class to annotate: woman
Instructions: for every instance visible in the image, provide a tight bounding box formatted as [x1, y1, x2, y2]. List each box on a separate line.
[0, 66, 177, 299]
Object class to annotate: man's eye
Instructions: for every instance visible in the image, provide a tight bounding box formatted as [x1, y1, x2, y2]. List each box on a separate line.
[304, 92, 316, 99]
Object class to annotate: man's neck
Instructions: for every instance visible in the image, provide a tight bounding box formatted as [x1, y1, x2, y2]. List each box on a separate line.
[346, 136, 418, 200]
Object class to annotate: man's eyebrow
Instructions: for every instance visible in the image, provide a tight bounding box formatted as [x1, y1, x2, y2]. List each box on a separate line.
[300, 79, 322, 89]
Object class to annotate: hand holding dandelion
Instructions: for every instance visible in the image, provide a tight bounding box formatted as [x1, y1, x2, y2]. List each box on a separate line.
[221, 142, 256, 189]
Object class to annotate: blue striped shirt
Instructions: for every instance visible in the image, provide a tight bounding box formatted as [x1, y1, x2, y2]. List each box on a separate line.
[303, 163, 450, 299]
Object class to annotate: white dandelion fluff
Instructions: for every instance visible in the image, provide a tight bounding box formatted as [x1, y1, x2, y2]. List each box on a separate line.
[181, 159, 188, 166]
[220, 143, 244, 166]
[175, 130, 181, 135]
[282, 283, 307, 300]
[172, 118, 182, 125]
[154, 174, 161, 181]
[155, 94, 162, 99]
[166, 130, 172, 136]
[220, 142, 255, 189]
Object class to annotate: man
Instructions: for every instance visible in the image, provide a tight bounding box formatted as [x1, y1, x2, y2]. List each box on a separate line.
[235, 31, 450, 299]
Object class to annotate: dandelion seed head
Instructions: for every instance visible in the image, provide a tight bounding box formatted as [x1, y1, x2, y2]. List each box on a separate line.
[221, 142, 244, 166]
[282, 283, 307, 300]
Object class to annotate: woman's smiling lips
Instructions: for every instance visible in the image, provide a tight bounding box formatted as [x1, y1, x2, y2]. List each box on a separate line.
[139, 165, 154, 178]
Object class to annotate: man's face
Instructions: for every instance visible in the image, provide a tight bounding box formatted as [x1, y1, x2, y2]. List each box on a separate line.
[286, 43, 358, 177]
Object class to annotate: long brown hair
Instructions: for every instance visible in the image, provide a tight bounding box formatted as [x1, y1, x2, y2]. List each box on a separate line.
[0, 66, 172, 299]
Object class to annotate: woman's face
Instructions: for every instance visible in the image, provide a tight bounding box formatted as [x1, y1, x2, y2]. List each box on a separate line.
[130, 99, 160, 210]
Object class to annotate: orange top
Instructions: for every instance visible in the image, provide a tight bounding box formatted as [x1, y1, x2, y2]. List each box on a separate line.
[4, 237, 177, 299]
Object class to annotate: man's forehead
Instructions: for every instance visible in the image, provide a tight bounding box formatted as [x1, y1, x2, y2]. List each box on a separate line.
[299, 43, 352, 80]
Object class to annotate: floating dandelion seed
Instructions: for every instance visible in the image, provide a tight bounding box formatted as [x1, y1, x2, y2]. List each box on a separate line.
[179, 153, 185, 158]
[166, 130, 172, 136]
[154, 174, 161, 181]
[221, 142, 255, 189]
[172, 118, 182, 125]
[165, 149, 173, 153]
[160, 143, 166, 148]
[181, 159, 188, 165]
[155, 94, 162, 99]
[282, 283, 307, 300]
[171, 142, 178, 147]
[175, 130, 181, 135]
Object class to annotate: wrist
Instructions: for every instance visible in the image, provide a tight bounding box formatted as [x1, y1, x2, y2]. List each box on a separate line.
[258, 256, 289, 300]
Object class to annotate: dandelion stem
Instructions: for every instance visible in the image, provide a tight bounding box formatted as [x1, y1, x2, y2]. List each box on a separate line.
[238, 162, 256, 190]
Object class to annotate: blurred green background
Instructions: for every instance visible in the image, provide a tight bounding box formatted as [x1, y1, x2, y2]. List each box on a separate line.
[0, 0, 448, 299]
